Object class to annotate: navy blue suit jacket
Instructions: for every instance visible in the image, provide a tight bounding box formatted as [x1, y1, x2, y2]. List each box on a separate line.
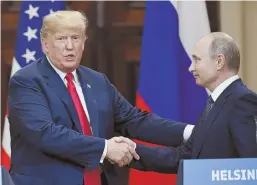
[132, 79, 257, 173]
[8, 57, 186, 185]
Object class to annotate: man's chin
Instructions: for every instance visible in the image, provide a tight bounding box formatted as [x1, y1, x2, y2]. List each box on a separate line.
[195, 80, 204, 87]
[61, 63, 79, 73]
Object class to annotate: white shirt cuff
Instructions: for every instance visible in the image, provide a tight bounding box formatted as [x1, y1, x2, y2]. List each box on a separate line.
[100, 140, 107, 163]
[183, 125, 194, 142]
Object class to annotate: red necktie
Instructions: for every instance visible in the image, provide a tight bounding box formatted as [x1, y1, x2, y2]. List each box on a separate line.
[65, 73, 101, 185]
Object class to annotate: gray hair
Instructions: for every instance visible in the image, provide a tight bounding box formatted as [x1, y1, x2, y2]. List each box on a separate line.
[209, 32, 240, 72]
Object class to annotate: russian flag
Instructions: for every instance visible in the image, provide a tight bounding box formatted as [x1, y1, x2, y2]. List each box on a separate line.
[129, 1, 210, 185]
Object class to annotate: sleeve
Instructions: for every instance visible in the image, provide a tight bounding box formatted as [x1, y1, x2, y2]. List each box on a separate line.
[8, 75, 105, 169]
[130, 134, 193, 174]
[102, 74, 187, 147]
[229, 93, 257, 157]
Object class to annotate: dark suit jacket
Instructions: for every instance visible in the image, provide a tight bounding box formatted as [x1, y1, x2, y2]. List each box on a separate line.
[8, 56, 186, 185]
[133, 79, 257, 173]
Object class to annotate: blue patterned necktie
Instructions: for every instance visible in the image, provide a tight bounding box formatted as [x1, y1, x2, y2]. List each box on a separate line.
[201, 95, 215, 121]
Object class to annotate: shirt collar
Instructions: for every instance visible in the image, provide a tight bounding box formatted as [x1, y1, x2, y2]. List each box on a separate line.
[210, 75, 240, 102]
[46, 55, 79, 83]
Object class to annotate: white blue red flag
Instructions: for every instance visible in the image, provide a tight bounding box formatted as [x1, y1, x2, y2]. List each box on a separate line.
[129, 1, 210, 184]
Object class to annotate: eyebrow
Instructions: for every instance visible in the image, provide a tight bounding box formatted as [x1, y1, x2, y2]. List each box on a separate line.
[192, 54, 201, 60]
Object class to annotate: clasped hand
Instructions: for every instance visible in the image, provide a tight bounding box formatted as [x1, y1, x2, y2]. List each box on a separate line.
[106, 137, 140, 167]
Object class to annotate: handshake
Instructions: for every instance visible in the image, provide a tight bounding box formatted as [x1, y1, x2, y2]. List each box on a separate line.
[105, 137, 140, 167]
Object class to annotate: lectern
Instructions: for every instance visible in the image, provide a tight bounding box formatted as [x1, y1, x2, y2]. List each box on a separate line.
[1, 166, 15, 185]
[176, 158, 257, 185]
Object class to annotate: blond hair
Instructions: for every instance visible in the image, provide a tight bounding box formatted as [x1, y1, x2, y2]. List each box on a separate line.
[40, 10, 88, 40]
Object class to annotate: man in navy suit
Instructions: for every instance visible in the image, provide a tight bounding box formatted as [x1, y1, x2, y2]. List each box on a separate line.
[132, 32, 257, 173]
[7, 11, 193, 185]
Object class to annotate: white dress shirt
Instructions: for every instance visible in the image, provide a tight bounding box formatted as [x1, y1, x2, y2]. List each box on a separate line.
[47, 57, 107, 163]
[210, 75, 240, 102]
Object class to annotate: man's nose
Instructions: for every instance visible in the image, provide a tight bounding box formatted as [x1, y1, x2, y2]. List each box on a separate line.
[66, 37, 74, 50]
[188, 63, 194, 73]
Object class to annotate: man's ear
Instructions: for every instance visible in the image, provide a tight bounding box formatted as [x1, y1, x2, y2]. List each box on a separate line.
[41, 39, 49, 54]
[216, 54, 225, 70]
[82, 35, 87, 50]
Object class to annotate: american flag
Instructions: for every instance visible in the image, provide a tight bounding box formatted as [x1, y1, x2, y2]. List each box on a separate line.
[1, 1, 65, 169]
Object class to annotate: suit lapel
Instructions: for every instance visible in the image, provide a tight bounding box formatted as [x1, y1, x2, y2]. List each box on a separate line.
[193, 79, 242, 157]
[77, 67, 100, 137]
[39, 57, 82, 132]
[193, 97, 228, 157]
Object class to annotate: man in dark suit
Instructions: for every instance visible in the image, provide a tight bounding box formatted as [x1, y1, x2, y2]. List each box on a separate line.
[7, 10, 193, 185]
[132, 32, 257, 173]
